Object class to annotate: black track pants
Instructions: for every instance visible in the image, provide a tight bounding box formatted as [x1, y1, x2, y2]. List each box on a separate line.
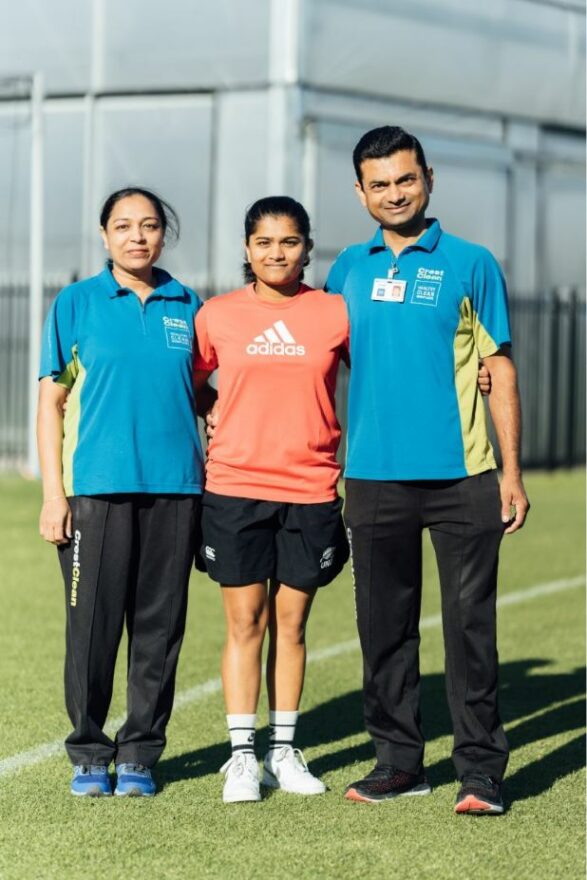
[57, 494, 200, 767]
[345, 472, 509, 782]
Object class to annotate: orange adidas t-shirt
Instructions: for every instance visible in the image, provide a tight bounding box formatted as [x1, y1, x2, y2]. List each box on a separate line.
[194, 284, 350, 503]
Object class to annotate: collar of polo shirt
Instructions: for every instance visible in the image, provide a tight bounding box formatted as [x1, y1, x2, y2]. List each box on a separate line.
[368, 218, 442, 255]
[100, 260, 187, 300]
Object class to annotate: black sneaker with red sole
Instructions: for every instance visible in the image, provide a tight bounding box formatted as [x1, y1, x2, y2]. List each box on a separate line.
[454, 772, 504, 815]
[345, 764, 431, 803]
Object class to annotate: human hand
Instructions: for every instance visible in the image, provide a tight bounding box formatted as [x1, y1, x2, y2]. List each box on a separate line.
[206, 400, 219, 441]
[499, 473, 530, 534]
[39, 497, 73, 545]
[478, 363, 491, 396]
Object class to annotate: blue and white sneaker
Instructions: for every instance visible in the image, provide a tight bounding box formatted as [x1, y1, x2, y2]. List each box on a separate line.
[114, 763, 156, 797]
[71, 764, 112, 797]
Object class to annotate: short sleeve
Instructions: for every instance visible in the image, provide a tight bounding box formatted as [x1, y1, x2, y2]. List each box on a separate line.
[194, 304, 218, 371]
[471, 250, 512, 358]
[337, 296, 351, 367]
[324, 250, 349, 294]
[188, 288, 203, 318]
[39, 287, 79, 387]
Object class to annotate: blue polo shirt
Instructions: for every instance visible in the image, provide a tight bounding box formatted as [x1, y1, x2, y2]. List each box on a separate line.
[325, 220, 511, 480]
[40, 264, 204, 496]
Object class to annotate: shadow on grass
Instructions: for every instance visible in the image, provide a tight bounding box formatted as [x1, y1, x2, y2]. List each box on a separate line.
[158, 658, 585, 798]
[157, 690, 367, 791]
[427, 695, 586, 793]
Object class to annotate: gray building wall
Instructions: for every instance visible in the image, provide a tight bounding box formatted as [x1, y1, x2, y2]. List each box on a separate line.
[0, 0, 584, 292]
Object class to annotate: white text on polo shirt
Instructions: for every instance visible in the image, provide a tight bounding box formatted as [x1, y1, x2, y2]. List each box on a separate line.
[416, 268, 444, 282]
[163, 316, 192, 351]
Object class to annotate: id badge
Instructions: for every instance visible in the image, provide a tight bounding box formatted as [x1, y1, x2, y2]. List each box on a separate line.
[370, 278, 407, 303]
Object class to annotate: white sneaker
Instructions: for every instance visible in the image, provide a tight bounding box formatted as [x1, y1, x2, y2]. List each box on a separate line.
[262, 746, 326, 795]
[219, 752, 261, 803]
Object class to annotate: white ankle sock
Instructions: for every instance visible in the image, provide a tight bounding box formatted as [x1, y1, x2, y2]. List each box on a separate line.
[227, 713, 256, 754]
[268, 710, 299, 749]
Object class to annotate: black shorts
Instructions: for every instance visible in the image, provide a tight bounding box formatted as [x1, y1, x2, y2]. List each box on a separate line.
[201, 492, 349, 589]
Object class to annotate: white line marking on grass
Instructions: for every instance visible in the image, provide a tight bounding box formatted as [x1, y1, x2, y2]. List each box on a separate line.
[0, 574, 583, 780]
[496, 575, 584, 607]
[0, 741, 64, 777]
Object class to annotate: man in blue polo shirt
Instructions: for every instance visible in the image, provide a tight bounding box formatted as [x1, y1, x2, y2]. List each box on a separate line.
[326, 126, 529, 814]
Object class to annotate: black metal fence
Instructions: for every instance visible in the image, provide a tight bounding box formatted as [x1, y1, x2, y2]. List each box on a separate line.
[0, 282, 584, 470]
[0, 279, 65, 468]
[510, 292, 585, 469]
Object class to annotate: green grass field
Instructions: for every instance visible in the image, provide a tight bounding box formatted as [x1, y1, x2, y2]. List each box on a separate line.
[0, 471, 584, 880]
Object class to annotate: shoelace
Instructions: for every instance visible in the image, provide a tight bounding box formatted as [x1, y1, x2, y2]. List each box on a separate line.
[119, 763, 150, 776]
[462, 772, 496, 789]
[272, 746, 309, 772]
[76, 764, 108, 776]
[220, 753, 257, 778]
[365, 764, 399, 780]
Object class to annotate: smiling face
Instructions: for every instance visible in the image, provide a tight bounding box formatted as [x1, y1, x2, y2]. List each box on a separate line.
[245, 214, 311, 296]
[100, 194, 165, 276]
[355, 149, 434, 236]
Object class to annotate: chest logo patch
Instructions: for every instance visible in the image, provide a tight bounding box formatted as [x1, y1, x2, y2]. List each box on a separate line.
[163, 316, 192, 351]
[246, 320, 305, 356]
[411, 269, 444, 307]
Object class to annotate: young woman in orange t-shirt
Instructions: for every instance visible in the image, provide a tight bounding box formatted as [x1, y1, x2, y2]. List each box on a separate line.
[194, 197, 350, 803]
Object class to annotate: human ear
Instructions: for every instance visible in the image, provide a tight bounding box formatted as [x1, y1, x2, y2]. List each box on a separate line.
[426, 167, 434, 194]
[354, 180, 367, 209]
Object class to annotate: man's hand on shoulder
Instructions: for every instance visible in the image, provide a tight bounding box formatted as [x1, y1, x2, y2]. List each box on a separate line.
[206, 400, 219, 441]
[478, 362, 491, 395]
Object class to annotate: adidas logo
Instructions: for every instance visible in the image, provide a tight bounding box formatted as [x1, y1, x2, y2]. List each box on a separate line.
[246, 320, 305, 356]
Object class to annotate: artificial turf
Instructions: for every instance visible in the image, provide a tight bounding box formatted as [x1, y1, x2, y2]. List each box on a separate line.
[0, 471, 584, 880]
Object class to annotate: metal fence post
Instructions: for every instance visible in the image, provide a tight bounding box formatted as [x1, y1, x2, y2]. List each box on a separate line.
[547, 292, 560, 470]
[26, 72, 44, 476]
[566, 290, 578, 468]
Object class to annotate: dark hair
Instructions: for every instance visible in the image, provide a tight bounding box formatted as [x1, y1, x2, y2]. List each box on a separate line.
[99, 187, 180, 244]
[243, 196, 312, 283]
[353, 126, 429, 183]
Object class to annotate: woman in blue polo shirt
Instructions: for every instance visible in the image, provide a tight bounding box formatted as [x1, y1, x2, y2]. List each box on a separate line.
[37, 187, 211, 798]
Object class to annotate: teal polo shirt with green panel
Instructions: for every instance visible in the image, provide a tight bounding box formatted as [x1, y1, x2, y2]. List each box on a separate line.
[39, 263, 205, 496]
[325, 219, 511, 480]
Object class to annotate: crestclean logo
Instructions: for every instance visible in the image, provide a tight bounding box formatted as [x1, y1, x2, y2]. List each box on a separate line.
[70, 530, 82, 607]
[246, 320, 305, 356]
[416, 267, 444, 282]
[162, 316, 192, 351]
